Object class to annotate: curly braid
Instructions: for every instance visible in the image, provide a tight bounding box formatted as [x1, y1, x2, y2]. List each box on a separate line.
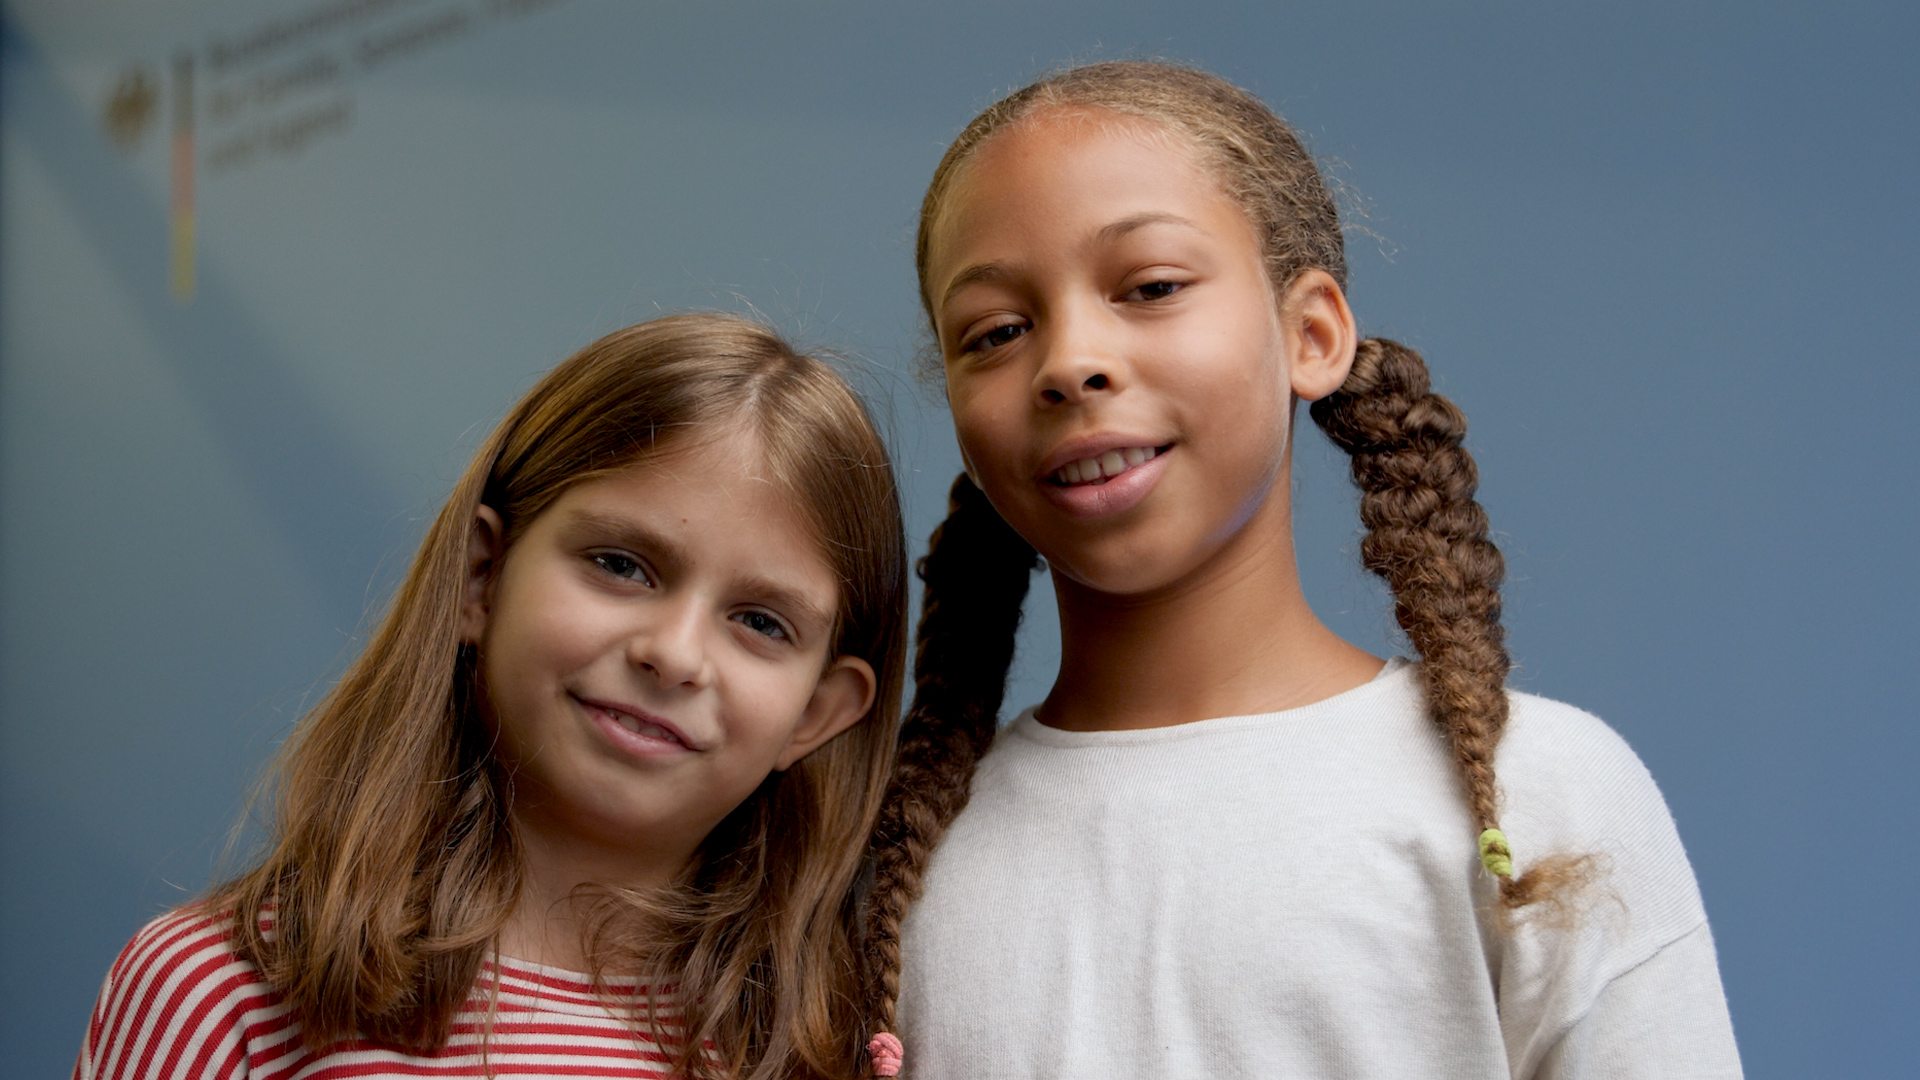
[861, 475, 1038, 1069]
[1310, 338, 1589, 910]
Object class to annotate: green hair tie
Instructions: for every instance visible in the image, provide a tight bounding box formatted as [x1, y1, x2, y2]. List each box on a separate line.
[1478, 828, 1514, 879]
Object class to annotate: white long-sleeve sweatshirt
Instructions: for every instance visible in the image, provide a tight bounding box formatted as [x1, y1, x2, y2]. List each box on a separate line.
[898, 659, 1741, 1079]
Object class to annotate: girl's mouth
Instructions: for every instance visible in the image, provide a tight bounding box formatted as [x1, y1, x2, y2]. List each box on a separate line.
[605, 708, 685, 746]
[578, 696, 696, 753]
[1048, 445, 1167, 487]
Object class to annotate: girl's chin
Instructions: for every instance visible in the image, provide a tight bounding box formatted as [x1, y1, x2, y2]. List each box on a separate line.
[1040, 538, 1198, 599]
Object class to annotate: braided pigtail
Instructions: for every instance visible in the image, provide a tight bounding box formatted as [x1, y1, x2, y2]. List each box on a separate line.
[1311, 338, 1590, 915]
[862, 474, 1039, 1075]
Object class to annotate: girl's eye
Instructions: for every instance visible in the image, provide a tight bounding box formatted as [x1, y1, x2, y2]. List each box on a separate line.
[1126, 279, 1184, 302]
[591, 552, 651, 584]
[962, 321, 1028, 354]
[734, 610, 790, 641]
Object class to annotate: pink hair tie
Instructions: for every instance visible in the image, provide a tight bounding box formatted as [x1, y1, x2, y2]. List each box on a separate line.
[867, 1032, 904, 1077]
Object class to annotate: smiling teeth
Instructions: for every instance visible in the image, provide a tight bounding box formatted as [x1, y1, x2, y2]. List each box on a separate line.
[610, 709, 683, 745]
[1054, 446, 1158, 485]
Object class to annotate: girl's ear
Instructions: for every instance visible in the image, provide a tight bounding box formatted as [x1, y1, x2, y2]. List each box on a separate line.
[774, 655, 878, 770]
[457, 505, 507, 645]
[1284, 269, 1359, 402]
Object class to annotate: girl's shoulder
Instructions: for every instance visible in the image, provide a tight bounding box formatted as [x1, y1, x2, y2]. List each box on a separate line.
[117, 902, 253, 955]
[76, 908, 678, 1079]
[76, 906, 280, 1080]
[94, 904, 272, 1009]
[1490, 689, 1734, 1074]
[1497, 686, 1685, 841]
[1497, 686, 1711, 944]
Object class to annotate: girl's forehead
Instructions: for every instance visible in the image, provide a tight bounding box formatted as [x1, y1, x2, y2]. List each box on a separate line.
[952, 108, 1207, 204]
[557, 435, 838, 580]
[926, 109, 1239, 274]
[546, 426, 775, 534]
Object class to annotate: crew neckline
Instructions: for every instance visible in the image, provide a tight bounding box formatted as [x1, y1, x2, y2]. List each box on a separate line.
[488, 952, 652, 989]
[1007, 656, 1412, 748]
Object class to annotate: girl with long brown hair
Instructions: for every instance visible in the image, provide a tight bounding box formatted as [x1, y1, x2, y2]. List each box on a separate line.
[76, 313, 906, 1080]
[861, 62, 1740, 1079]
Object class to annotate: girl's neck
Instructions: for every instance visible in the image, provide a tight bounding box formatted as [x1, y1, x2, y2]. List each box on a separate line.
[1039, 496, 1382, 732]
[495, 807, 688, 972]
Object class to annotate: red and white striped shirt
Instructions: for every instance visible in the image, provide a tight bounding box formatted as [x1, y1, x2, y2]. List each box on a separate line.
[75, 909, 684, 1079]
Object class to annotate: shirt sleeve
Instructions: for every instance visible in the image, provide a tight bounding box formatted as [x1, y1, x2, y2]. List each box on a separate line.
[1495, 692, 1740, 1078]
[73, 911, 258, 1080]
[1531, 923, 1742, 1080]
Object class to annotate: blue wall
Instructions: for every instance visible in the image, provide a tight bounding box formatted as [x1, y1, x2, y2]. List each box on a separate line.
[5, 1, 1915, 1074]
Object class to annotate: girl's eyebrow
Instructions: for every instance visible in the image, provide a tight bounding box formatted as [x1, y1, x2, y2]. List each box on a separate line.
[565, 508, 834, 633]
[1094, 210, 1198, 244]
[941, 261, 1010, 308]
[736, 575, 834, 636]
[941, 212, 1204, 308]
[568, 509, 687, 576]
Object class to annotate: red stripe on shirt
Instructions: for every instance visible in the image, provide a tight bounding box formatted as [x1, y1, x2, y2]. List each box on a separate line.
[76, 911, 688, 1080]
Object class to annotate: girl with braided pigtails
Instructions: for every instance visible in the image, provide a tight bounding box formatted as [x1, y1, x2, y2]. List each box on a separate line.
[861, 62, 1740, 1080]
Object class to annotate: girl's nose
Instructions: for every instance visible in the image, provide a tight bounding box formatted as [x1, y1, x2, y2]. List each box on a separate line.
[628, 598, 711, 689]
[1032, 309, 1122, 405]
